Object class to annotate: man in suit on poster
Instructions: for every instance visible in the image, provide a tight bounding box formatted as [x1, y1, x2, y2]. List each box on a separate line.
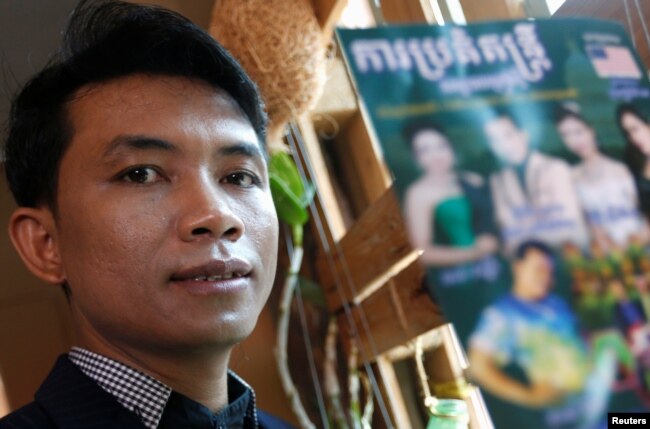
[0, 1, 292, 428]
[483, 111, 589, 254]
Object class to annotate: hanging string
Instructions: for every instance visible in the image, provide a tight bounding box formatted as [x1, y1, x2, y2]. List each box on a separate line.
[285, 123, 393, 427]
[283, 228, 331, 429]
[290, 127, 397, 420]
[414, 337, 438, 413]
[624, 0, 636, 49]
[286, 122, 395, 429]
[284, 6, 395, 425]
[414, 338, 432, 402]
[634, 0, 650, 56]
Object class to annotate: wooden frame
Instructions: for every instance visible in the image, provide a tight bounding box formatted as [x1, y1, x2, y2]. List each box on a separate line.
[376, 325, 493, 429]
[287, 0, 573, 426]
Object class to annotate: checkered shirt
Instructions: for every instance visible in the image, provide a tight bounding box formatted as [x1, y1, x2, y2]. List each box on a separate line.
[69, 347, 171, 429]
[68, 347, 260, 429]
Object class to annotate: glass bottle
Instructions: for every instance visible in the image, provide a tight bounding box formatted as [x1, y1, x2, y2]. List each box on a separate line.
[426, 398, 469, 429]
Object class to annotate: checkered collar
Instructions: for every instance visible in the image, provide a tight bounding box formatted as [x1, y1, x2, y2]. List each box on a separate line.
[68, 347, 258, 429]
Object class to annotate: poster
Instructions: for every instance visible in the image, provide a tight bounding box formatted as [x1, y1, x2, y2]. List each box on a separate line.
[339, 19, 650, 428]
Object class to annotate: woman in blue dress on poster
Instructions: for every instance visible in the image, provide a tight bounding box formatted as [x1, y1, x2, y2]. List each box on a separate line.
[554, 105, 648, 252]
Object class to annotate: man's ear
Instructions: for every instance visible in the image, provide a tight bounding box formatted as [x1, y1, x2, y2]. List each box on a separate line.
[8, 207, 65, 285]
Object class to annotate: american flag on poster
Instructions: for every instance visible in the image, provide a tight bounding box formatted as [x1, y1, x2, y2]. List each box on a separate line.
[587, 45, 643, 78]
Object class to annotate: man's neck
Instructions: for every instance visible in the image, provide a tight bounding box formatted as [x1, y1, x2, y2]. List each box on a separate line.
[75, 326, 231, 413]
[511, 286, 545, 303]
[509, 150, 531, 169]
[128, 346, 231, 413]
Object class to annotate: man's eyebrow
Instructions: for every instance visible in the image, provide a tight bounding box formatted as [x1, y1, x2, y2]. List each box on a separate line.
[218, 142, 265, 160]
[102, 135, 265, 161]
[103, 135, 179, 157]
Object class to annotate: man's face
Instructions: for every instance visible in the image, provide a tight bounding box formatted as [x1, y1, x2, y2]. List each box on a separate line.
[484, 116, 529, 166]
[513, 248, 553, 301]
[54, 75, 278, 351]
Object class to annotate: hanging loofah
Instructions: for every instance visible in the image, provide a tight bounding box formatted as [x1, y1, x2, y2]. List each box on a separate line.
[210, 0, 328, 149]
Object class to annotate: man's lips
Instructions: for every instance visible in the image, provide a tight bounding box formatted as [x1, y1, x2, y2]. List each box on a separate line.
[170, 259, 252, 282]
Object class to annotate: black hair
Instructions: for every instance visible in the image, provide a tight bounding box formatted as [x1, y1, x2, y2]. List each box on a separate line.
[514, 239, 554, 262]
[3, 0, 267, 208]
[553, 106, 592, 129]
[402, 120, 448, 151]
[483, 108, 523, 132]
[616, 103, 648, 176]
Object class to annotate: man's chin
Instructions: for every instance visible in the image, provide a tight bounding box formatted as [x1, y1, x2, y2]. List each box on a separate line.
[116, 316, 261, 354]
[187, 317, 260, 349]
[150, 330, 254, 354]
[503, 157, 526, 166]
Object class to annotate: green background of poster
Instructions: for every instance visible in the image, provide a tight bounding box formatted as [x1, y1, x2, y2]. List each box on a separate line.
[339, 19, 650, 428]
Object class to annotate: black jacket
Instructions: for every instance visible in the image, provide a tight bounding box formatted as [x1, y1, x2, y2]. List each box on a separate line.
[0, 356, 293, 429]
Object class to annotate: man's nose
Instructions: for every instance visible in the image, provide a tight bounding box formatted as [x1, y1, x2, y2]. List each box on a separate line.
[176, 177, 245, 242]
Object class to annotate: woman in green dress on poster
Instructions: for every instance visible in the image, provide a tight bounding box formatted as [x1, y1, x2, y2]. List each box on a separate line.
[403, 121, 499, 266]
[402, 121, 501, 343]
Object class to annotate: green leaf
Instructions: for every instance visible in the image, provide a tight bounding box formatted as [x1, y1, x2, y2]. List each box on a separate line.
[269, 152, 305, 199]
[268, 152, 316, 228]
[270, 175, 309, 227]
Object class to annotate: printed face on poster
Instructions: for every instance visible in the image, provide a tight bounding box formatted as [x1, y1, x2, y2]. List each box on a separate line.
[339, 19, 650, 429]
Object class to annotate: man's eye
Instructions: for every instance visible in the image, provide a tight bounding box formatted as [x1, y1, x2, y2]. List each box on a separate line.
[121, 167, 161, 184]
[224, 172, 259, 188]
